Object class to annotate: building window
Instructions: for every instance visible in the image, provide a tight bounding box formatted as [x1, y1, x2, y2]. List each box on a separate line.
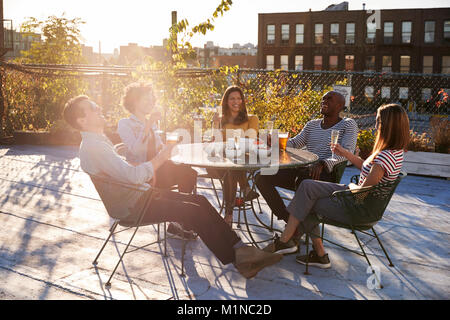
[365, 56, 376, 71]
[422, 88, 432, 101]
[444, 21, 450, 44]
[400, 56, 410, 73]
[381, 87, 391, 99]
[402, 21, 412, 44]
[365, 86, 374, 98]
[267, 25, 275, 44]
[399, 87, 409, 100]
[366, 21, 376, 44]
[314, 56, 323, 70]
[315, 24, 324, 44]
[346, 23, 355, 44]
[424, 21, 435, 43]
[384, 22, 394, 44]
[330, 23, 339, 44]
[423, 56, 433, 74]
[280, 55, 289, 70]
[345, 55, 355, 71]
[281, 24, 290, 44]
[329, 55, 338, 70]
[443, 56, 450, 74]
[266, 55, 274, 70]
[296, 24, 304, 44]
[295, 55, 304, 71]
[382, 56, 392, 72]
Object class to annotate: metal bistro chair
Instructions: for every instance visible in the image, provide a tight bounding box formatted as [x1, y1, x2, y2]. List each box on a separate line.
[91, 143, 189, 288]
[90, 174, 190, 288]
[303, 172, 407, 288]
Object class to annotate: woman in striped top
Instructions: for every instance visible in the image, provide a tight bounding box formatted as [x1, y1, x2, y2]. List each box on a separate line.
[264, 104, 410, 269]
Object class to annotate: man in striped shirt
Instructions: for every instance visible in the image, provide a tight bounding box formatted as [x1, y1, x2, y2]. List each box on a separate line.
[256, 91, 358, 226]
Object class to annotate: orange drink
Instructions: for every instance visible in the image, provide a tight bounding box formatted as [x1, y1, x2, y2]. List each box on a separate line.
[278, 132, 289, 150]
[166, 132, 179, 145]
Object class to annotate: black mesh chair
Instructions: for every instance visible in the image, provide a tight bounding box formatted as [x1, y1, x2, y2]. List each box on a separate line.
[303, 172, 407, 288]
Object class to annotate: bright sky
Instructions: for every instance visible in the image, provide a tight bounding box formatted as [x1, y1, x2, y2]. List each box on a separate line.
[4, 0, 449, 53]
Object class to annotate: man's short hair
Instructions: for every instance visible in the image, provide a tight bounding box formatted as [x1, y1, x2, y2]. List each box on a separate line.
[330, 91, 346, 111]
[121, 82, 153, 113]
[63, 95, 90, 130]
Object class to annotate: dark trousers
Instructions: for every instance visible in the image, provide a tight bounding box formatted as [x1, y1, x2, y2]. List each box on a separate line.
[206, 169, 249, 213]
[124, 190, 241, 265]
[255, 167, 333, 223]
[154, 161, 197, 194]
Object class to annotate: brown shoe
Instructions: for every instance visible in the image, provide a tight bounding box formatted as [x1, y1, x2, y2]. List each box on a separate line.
[234, 246, 283, 279]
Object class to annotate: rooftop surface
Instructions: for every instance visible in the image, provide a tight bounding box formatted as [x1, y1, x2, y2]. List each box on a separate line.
[0, 144, 449, 300]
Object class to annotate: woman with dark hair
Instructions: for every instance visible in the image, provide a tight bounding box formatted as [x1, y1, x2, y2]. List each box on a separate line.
[264, 104, 410, 267]
[211, 86, 260, 226]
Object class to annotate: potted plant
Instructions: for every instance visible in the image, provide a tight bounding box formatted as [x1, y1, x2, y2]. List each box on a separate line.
[356, 129, 376, 160]
[430, 116, 450, 154]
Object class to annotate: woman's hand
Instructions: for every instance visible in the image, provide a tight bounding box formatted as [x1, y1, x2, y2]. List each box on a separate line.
[149, 111, 162, 125]
[212, 113, 221, 123]
[330, 143, 348, 157]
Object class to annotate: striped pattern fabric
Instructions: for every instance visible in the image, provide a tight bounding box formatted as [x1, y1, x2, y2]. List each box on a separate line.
[287, 118, 359, 172]
[358, 149, 404, 186]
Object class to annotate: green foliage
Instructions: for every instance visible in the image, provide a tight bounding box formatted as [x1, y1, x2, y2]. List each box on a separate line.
[242, 70, 329, 136]
[3, 15, 87, 132]
[357, 129, 376, 154]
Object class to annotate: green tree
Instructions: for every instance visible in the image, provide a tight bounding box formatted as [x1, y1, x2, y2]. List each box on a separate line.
[133, 0, 233, 131]
[2, 14, 87, 133]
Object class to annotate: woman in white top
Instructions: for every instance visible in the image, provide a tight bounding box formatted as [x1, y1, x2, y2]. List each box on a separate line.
[263, 104, 410, 269]
[117, 83, 198, 239]
[117, 82, 197, 194]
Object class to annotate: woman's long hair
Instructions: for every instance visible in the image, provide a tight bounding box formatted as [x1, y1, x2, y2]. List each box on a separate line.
[221, 86, 249, 126]
[366, 104, 410, 163]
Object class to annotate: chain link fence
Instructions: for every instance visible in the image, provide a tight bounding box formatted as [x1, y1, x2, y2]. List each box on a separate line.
[1, 62, 449, 139]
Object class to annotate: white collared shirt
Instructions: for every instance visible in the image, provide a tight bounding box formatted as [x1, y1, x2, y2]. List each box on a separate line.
[79, 131, 154, 185]
[117, 115, 163, 164]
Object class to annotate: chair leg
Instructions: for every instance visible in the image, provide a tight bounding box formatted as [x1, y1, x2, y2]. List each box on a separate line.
[353, 228, 383, 289]
[321, 223, 325, 241]
[105, 224, 142, 288]
[304, 234, 311, 275]
[372, 227, 394, 267]
[164, 222, 168, 257]
[180, 239, 187, 277]
[210, 178, 222, 208]
[92, 221, 119, 266]
[256, 196, 263, 214]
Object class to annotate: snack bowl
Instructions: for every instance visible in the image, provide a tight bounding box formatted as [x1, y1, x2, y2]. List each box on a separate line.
[203, 142, 223, 156]
[225, 147, 243, 159]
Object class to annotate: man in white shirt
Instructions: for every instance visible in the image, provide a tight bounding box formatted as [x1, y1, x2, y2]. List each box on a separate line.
[62, 95, 282, 279]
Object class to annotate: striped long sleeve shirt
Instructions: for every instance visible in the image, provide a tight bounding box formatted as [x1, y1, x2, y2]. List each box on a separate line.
[286, 118, 359, 172]
[358, 149, 404, 186]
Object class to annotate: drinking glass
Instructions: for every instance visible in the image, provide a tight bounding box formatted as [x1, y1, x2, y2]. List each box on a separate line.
[265, 121, 274, 146]
[233, 129, 241, 150]
[330, 129, 340, 159]
[166, 132, 179, 145]
[278, 132, 289, 151]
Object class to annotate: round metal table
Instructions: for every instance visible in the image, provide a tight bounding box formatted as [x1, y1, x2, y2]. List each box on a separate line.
[171, 142, 319, 247]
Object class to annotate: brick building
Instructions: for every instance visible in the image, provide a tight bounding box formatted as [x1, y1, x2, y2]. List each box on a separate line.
[257, 4, 450, 73]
